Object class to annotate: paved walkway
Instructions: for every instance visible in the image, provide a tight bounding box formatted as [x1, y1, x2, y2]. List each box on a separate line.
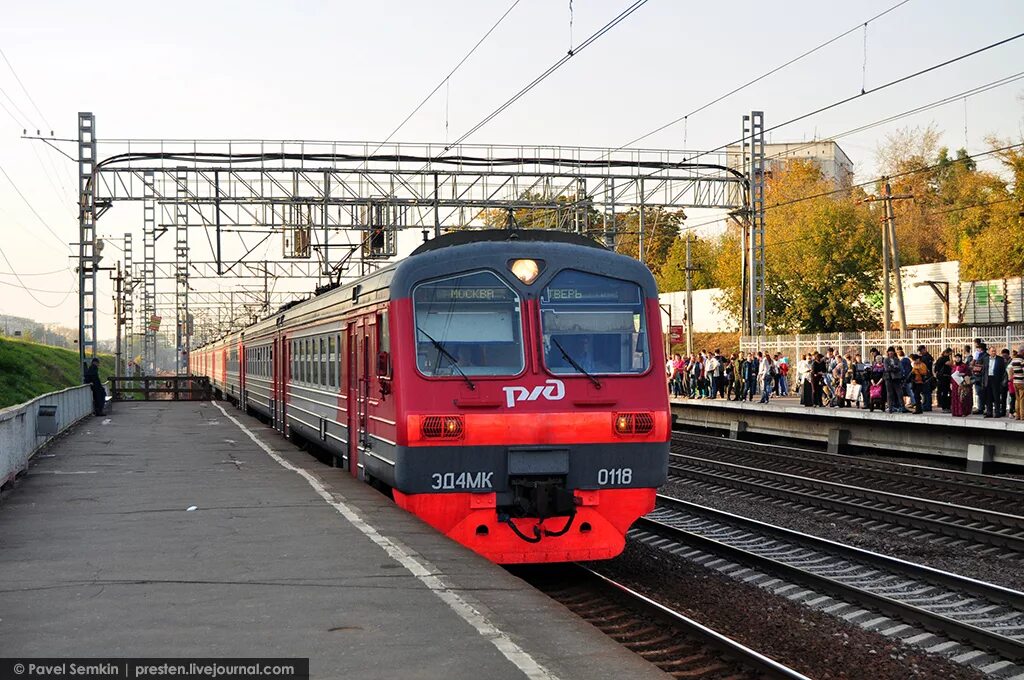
[0, 402, 663, 680]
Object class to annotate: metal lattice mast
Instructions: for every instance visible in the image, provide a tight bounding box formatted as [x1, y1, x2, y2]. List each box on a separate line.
[77, 113, 97, 377]
[123, 231, 134, 368]
[743, 111, 766, 340]
[142, 170, 157, 374]
[174, 168, 190, 375]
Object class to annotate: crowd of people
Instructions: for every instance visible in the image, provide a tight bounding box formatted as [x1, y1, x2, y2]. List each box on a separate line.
[666, 338, 1024, 420]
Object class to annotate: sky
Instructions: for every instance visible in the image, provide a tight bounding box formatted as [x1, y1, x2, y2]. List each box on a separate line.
[1, 0, 1023, 335]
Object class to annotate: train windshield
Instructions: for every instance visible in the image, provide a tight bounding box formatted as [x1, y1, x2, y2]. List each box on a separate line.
[414, 270, 525, 377]
[540, 270, 649, 375]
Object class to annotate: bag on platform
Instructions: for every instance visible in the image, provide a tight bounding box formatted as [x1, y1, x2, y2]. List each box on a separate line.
[846, 383, 862, 402]
[869, 383, 883, 401]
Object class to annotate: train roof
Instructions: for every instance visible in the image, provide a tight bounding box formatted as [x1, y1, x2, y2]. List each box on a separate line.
[197, 228, 656, 348]
[410, 228, 606, 255]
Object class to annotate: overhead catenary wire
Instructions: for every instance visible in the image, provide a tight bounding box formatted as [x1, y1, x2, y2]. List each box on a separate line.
[666, 141, 1024, 238]
[0, 46, 53, 132]
[368, 0, 522, 158]
[677, 30, 1024, 170]
[613, 0, 914, 151]
[0, 245, 74, 308]
[0, 162, 72, 251]
[444, 0, 650, 150]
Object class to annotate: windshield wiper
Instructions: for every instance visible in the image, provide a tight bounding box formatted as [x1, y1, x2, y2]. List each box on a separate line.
[551, 337, 601, 389]
[417, 326, 475, 391]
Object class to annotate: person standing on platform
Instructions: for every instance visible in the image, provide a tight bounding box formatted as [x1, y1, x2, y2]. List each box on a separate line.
[883, 347, 905, 413]
[84, 358, 106, 417]
[744, 353, 759, 401]
[1009, 347, 1024, 420]
[759, 353, 775, 403]
[896, 347, 916, 412]
[810, 352, 827, 407]
[776, 354, 789, 396]
[867, 355, 886, 412]
[950, 354, 972, 417]
[971, 340, 987, 413]
[910, 354, 929, 414]
[981, 346, 1007, 418]
[917, 345, 935, 412]
[934, 348, 953, 412]
[999, 348, 1012, 417]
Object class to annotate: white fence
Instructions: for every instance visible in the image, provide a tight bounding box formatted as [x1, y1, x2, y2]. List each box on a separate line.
[741, 324, 1024, 359]
[0, 385, 93, 487]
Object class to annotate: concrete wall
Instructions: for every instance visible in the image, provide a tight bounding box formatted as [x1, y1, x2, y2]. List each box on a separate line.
[659, 288, 738, 334]
[0, 385, 93, 487]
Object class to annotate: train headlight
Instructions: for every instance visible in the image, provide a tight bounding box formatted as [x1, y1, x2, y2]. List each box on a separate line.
[509, 259, 541, 285]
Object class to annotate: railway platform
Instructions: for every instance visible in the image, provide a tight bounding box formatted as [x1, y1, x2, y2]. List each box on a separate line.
[670, 396, 1024, 470]
[0, 401, 664, 680]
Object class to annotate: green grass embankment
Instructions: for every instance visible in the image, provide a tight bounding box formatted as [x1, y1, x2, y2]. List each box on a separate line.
[0, 337, 115, 409]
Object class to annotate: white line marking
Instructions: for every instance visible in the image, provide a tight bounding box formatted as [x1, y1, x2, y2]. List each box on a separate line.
[33, 471, 98, 475]
[211, 401, 557, 680]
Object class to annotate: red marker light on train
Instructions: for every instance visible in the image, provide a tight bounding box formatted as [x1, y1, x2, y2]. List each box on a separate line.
[613, 412, 655, 435]
[421, 415, 465, 439]
[509, 259, 541, 285]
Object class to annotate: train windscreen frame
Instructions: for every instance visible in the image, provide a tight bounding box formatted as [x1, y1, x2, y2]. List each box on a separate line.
[413, 270, 525, 377]
[539, 269, 650, 376]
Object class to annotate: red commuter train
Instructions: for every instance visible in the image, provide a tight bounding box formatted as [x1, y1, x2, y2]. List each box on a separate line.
[192, 229, 669, 563]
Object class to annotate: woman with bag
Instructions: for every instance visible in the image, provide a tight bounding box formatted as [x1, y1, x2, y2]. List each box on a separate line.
[868, 355, 886, 412]
[950, 354, 973, 417]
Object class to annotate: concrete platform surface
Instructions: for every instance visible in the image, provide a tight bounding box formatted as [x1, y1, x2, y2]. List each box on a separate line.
[0, 402, 665, 680]
[671, 396, 1024, 432]
[670, 396, 1024, 467]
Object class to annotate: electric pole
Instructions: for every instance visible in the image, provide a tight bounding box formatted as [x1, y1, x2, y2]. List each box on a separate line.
[867, 179, 912, 332]
[883, 179, 911, 333]
[112, 261, 123, 377]
[685, 233, 694, 356]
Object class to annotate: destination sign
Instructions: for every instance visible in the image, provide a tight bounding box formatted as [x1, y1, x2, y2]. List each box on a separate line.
[541, 287, 639, 304]
[417, 286, 515, 303]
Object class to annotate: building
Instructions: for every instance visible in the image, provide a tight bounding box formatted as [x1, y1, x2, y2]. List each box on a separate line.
[726, 140, 854, 190]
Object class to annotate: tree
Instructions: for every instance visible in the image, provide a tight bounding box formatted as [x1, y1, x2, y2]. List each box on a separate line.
[612, 207, 685, 280]
[716, 160, 882, 333]
[481, 191, 601, 232]
[656, 233, 721, 292]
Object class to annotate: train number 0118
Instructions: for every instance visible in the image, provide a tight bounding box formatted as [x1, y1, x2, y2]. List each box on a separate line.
[597, 467, 632, 485]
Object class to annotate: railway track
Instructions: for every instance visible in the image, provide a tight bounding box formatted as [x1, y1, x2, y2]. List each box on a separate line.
[633, 495, 1024, 675]
[672, 431, 1024, 511]
[523, 564, 809, 680]
[667, 451, 1024, 554]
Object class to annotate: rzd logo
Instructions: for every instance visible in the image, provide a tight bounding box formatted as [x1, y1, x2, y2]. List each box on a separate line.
[503, 379, 565, 408]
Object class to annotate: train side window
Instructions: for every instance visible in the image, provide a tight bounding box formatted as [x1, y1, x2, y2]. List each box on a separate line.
[304, 338, 311, 384]
[377, 313, 391, 377]
[319, 336, 326, 386]
[328, 335, 337, 388]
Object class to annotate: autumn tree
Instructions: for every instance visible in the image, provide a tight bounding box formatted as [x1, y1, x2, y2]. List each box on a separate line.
[656, 233, 721, 292]
[716, 160, 882, 333]
[612, 207, 685, 280]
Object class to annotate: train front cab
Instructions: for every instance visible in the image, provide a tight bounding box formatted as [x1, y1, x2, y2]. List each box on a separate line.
[385, 239, 669, 564]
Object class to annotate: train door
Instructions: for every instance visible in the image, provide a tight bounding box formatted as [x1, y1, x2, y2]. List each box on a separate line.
[345, 322, 359, 477]
[272, 338, 281, 432]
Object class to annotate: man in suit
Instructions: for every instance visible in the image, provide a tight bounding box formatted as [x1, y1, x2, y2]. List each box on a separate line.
[981, 346, 1007, 418]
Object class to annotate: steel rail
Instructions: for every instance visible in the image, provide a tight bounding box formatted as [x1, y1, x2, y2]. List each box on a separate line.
[636, 503, 1024, 663]
[655, 494, 1024, 610]
[574, 566, 812, 680]
[672, 430, 1024, 501]
[668, 454, 1024, 553]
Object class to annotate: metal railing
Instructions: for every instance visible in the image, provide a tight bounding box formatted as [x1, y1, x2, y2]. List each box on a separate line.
[0, 385, 93, 488]
[741, 324, 1024, 358]
[110, 375, 212, 401]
